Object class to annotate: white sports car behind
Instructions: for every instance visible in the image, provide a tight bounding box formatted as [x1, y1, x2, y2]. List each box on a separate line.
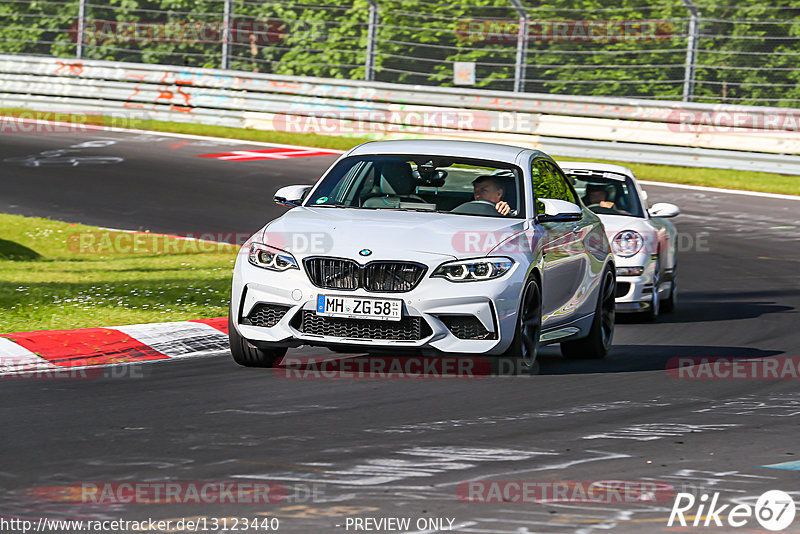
[559, 162, 680, 320]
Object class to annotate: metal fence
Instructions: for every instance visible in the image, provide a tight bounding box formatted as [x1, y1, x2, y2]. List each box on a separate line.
[2, 1, 800, 106]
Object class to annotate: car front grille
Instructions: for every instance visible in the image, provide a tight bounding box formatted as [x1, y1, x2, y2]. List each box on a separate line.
[439, 315, 497, 340]
[296, 310, 431, 341]
[242, 303, 291, 327]
[303, 257, 426, 292]
[304, 258, 360, 290]
[363, 262, 426, 292]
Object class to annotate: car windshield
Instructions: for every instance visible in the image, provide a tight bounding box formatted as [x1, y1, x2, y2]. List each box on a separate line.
[306, 155, 525, 218]
[564, 171, 644, 218]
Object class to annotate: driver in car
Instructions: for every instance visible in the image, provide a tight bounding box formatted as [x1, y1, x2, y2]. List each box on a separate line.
[583, 182, 630, 215]
[472, 175, 511, 216]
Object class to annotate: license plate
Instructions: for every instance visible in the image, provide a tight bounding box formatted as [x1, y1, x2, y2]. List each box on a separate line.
[316, 295, 402, 321]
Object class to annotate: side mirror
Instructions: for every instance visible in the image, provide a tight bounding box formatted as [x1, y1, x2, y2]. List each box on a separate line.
[641, 190, 649, 202]
[648, 202, 680, 218]
[274, 185, 312, 208]
[537, 198, 582, 222]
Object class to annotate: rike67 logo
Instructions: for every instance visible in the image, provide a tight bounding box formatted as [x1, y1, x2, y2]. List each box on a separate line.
[668, 490, 796, 531]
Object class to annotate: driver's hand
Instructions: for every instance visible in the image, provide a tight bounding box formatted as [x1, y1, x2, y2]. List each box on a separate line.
[599, 201, 614, 209]
[495, 201, 511, 216]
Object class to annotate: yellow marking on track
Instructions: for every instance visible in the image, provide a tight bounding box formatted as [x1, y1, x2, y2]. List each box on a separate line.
[552, 514, 703, 525]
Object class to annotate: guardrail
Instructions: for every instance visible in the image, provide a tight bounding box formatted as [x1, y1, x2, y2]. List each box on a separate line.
[2, 55, 800, 175]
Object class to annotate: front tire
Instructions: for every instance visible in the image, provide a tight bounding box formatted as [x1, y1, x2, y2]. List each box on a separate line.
[661, 272, 677, 314]
[229, 309, 287, 367]
[643, 258, 660, 321]
[495, 276, 542, 375]
[561, 266, 615, 360]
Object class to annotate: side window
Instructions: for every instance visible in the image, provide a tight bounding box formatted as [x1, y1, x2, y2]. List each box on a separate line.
[545, 162, 580, 204]
[532, 160, 576, 205]
[530, 162, 546, 215]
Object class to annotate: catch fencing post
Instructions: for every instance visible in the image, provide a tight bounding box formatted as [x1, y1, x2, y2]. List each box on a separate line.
[222, 0, 234, 69]
[365, 0, 378, 81]
[76, 0, 87, 59]
[682, 0, 699, 102]
[508, 0, 528, 92]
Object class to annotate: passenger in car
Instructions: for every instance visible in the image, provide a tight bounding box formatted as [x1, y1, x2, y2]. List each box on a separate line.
[472, 175, 511, 216]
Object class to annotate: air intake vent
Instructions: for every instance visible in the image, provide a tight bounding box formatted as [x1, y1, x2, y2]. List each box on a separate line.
[297, 311, 431, 340]
[439, 315, 496, 340]
[242, 303, 291, 328]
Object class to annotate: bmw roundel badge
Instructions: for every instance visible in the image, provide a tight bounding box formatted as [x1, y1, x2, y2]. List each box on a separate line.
[359, 249, 372, 257]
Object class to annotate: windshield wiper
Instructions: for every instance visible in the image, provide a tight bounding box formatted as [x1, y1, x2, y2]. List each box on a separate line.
[312, 202, 349, 208]
[395, 207, 438, 213]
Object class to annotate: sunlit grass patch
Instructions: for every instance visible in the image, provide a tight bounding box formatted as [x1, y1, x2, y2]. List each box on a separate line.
[0, 214, 238, 333]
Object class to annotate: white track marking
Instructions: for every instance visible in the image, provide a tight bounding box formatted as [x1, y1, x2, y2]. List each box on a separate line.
[111, 321, 228, 358]
[639, 179, 799, 201]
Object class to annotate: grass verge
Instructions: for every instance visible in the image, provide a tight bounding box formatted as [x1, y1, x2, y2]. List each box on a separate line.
[0, 214, 236, 333]
[2, 107, 799, 196]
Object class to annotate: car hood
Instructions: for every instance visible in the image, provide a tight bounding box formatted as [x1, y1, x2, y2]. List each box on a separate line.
[596, 214, 650, 235]
[261, 207, 527, 261]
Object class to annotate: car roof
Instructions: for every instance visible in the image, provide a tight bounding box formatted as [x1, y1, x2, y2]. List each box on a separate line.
[346, 139, 547, 165]
[557, 161, 636, 180]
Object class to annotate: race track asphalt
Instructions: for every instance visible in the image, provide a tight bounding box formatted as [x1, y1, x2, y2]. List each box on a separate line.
[1, 128, 799, 533]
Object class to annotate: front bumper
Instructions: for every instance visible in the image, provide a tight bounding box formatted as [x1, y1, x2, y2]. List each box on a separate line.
[231, 256, 527, 355]
[614, 254, 657, 313]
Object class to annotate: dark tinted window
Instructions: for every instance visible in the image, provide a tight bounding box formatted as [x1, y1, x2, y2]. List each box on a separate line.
[307, 155, 525, 218]
[566, 172, 644, 218]
[532, 160, 577, 205]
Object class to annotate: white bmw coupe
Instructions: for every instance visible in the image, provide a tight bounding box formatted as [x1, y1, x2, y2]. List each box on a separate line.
[229, 140, 616, 373]
[559, 162, 680, 321]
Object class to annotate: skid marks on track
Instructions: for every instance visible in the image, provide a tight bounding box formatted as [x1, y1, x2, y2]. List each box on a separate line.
[693, 392, 800, 417]
[364, 400, 671, 435]
[582, 422, 739, 442]
[233, 446, 559, 487]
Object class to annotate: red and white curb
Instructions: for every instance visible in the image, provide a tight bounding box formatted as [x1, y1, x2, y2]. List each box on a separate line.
[0, 318, 228, 377]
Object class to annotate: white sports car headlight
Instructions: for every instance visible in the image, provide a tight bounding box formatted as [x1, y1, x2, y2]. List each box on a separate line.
[612, 230, 643, 257]
[248, 242, 299, 271]
[432, 257, 514, 282]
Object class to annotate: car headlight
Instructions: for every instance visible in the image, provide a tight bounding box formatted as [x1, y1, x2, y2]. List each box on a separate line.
[248, 242, 299, 271]
[432, 257, 514, 282]
[612, 230, 643, 258]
